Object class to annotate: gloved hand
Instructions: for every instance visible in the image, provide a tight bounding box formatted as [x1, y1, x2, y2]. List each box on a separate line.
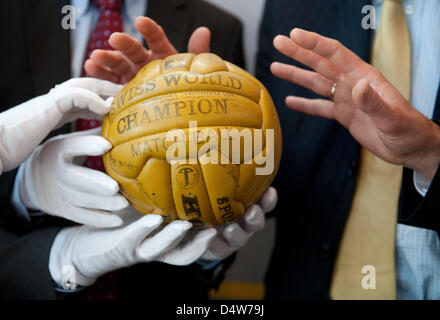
[201, 187, 278, 260]
[49, 209, 217, 288]
[0, 78, 122, 173]
[18, 127, 128, 227]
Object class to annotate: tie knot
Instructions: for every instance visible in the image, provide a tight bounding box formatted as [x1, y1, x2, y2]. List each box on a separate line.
[94, 0, 122, 11]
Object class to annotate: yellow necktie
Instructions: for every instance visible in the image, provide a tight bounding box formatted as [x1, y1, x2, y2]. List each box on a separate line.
[330, 0, 411, 300]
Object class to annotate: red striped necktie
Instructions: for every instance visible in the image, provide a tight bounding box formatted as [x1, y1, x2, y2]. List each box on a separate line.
[76, 0, 124, 172]
[78, 0, 123, 301]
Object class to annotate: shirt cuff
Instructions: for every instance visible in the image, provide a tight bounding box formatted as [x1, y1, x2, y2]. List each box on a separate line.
[413, 171, 432, 197]
[52, 279, 85, 293]
[196, 259, 223, 270]
[10, 164, 44, 221]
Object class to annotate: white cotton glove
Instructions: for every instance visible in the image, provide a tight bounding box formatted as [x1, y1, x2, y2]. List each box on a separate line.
[18, 127, 129, 228]
[201, 187, 278, 260]
[49, 209, 218, 288]
[0, 78, 122, 174]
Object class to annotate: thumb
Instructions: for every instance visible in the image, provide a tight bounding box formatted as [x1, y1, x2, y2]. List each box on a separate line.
[118, 214, 164, 250]
[160, 228, 217, 266]
[51, 86, 111, 115]
[352, 78, 396, 130]
[188, 27, 211, 54]
[58, 134, 112, 158]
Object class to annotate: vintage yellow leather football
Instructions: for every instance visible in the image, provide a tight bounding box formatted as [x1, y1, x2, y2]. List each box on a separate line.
[102, 53, 281, 229]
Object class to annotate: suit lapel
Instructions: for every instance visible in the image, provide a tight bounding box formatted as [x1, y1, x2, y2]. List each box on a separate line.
[146, 0, 191, 52]
[280, 0, 372, 61]
[328, 0, 372, 61]
[22, 0, 71, 95]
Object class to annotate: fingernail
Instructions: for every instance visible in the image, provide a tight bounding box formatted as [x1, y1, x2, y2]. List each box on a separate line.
[286, 95, 295, 102]
[290, 28, 300, 37]
[270, 61, 281, 69]
[273, 35, 283, 45]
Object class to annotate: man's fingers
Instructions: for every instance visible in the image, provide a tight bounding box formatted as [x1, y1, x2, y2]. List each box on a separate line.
[136, 220, 192, 261]
[61, 164, 119, 196]
[89, 50, 135, 82]
[290, 28, 364, 74]
[271, 62, 333, 97]
[285, 96, 335, 119]
[223, 223, 251, 248]
[240, 205, 265, 233]
[120, 214, 164, 247]
[84, 60, 121, 84]
[353, 78, 384, 114]
[53, 87, 112, 115]
[273, 35, 341, 83]
[160, 228, 217, 265]
[135, 17, 177, 57]
[57, 135, 111, 158]
[259, 186, 278, 213]
[201, 236, 233, 260]
[353, 78, 397, 133]
[62, 186, 128, 212]
[188, 27, 211, 54]
[109, 32, 150, 66]
[65, 204, 124, 228]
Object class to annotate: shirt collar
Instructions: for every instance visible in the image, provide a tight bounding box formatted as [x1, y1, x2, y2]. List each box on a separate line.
[71, 0, 146, 22]
[71, 0, 90, 19]
[125, 0, 147, 25]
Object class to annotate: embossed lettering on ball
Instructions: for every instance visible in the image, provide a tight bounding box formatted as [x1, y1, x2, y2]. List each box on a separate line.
[102, 53, 282, 229]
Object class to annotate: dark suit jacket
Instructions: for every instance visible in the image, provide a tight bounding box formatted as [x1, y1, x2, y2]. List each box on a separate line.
[256, 0, 440, 300]
[0, 0, 244, 300]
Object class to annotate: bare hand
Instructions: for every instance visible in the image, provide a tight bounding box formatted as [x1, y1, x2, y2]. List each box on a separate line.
[84, 17, 210, 84]
[271, 28, 440, 180]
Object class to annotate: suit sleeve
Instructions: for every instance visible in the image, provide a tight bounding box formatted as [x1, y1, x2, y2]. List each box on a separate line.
[399, 163, 440, 234]
[225, 19, 245, 69]
[398, 119, 440, 234]
[0, 212, 61, 299]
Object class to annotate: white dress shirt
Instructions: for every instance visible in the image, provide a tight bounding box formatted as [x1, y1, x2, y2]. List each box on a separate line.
[373, 0, 440, 300]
